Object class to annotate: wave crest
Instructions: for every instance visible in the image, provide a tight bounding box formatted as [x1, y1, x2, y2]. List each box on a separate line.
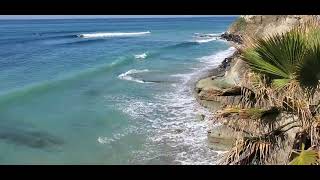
[118, 69, 150, 83]
[192, 32, 223, 43]
[134, 53, 148, 59]
[194, 37, 219, 43]
[78, 31, 151, 38]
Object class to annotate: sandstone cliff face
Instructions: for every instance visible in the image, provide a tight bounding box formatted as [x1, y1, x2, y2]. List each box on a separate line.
[229, 15, 320, 38]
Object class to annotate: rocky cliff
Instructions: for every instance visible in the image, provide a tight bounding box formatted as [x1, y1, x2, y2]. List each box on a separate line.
[229, 15, 320, 38]
[196, 15, 320, 160]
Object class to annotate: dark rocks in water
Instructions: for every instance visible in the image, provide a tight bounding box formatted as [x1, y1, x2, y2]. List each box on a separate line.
[219, 57, 233, 69]
[0, 127, 64, 149]
[220, 32, 243, 44]
[218, 50, 241, 71]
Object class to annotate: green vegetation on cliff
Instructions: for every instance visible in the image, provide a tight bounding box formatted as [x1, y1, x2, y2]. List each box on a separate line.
[218, 18, 320, 165]
[229, 17, 247, 33]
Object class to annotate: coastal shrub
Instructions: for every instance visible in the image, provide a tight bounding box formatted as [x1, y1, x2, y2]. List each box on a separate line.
[231, 17, 247, 33]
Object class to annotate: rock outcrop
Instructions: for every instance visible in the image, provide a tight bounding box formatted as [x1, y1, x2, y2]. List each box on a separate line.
[207, 125, 239, 151]
[195, 51, 248, 110]
[220, 32, 243, 44]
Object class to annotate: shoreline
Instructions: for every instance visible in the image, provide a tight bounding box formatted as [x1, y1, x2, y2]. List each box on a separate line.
[193, 43, 239, 110]
[192, 34, 242, 160]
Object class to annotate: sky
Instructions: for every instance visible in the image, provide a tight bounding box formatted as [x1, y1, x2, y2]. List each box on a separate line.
[0, 15, 239, 20]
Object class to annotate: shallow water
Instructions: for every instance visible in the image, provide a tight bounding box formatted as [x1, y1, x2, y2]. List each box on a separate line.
[0, 17, 235, 164]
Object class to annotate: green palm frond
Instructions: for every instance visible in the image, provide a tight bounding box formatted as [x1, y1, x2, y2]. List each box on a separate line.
[289, 144, 319, 165]
[242, 22, 320, 92]
[296, 44, 320, 91]
[242, 31, 306, 78]
[272, 79, 292, 89]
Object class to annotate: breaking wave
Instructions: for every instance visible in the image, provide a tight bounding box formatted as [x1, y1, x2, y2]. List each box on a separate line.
[118, 69, 151, 83]
[134, 53, 148, 59]
[78, 31, 151, 38]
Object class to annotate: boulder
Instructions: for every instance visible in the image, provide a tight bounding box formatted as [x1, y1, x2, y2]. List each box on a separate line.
[196, 114, 205, 121]
[207, 125, 238, 151]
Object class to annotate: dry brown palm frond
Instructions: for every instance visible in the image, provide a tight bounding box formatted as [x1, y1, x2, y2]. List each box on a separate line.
[240, 72, 272, 108]
[295, 17, 320, 46]
[311, 116, 320, 147]
[241, 71, 315, 129]
[282, 96, 313, 128]
[240, 33, 257, 51]
[222, 118, 300, 165]
[222, 134, 283, 165]
[216, 106, 286, 140]
[260, 106, 283, 131]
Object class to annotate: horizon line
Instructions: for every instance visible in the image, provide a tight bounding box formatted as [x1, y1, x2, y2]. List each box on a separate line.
[0, 15, 239, 20]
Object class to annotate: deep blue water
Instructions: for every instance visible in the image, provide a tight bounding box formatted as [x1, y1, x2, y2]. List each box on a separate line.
[0, 17, 236, 164]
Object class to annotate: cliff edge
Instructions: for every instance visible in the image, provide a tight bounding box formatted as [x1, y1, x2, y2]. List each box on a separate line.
[195, 15, 319, 160]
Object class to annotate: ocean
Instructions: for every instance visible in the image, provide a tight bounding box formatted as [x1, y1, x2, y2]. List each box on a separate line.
[0, 17, 236, 164]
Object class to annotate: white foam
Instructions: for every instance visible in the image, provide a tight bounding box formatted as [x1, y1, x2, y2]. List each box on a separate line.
[134, 53, 148, 59]
[108, 47, 236, 164]
[194, 37, 219, 43]
[97, 126, 139, 145]
[118, 69, 150, 83]
[193, 32, 223, 37]
[168, 47, 236, 85]
[78, 31, 151, 38]
[193, 32, 223, 43]
[198, 46, 236, 64]
[97, 136, 114, 144]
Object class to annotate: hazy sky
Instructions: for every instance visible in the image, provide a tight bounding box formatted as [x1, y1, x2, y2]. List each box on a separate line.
[0, 15, 239, 20]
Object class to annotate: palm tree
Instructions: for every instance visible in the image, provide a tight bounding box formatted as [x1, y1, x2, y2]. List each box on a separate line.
[218, 18, 320, 165]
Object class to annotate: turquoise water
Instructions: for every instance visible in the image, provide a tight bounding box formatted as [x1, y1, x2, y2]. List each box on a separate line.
[0, 17, 235, 164]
